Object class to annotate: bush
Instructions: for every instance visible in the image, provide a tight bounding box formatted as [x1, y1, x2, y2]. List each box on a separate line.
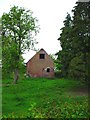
[68, 54, 88, 82]
[55, 71, 62, 78]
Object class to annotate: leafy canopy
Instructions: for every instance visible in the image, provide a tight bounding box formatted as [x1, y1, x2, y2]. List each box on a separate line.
[2, 6, 39, 79]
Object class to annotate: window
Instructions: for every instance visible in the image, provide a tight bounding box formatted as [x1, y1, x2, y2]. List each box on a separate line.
[47, 68, 50, 72]
[39, 54, 45, 59]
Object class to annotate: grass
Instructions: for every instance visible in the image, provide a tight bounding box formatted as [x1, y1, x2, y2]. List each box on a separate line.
[2, 77, 89, 118]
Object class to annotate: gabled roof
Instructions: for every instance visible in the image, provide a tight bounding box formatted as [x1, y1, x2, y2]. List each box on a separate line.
[26, 48, 53, 64]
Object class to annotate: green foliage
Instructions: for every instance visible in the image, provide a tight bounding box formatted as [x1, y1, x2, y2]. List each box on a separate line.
[57, 2, 90, 82]
[55, 71, 62, 78]
[57, 13, 72, 77]
[2, 78, 89, 118]
[68, 54, 88, 81]
[2, 6, 39, 80]
[50, 54, 62, 72]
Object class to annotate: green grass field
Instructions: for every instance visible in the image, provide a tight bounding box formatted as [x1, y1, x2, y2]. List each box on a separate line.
[2, 77, 89, 118]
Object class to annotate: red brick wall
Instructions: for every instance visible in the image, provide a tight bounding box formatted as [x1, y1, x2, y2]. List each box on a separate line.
[26, 49, 54, 78]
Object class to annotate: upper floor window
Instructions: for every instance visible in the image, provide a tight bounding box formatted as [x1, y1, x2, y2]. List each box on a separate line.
[39, 54, 45, 59]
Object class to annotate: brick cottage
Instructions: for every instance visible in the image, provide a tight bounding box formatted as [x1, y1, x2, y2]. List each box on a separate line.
[26, 48, 54, 78]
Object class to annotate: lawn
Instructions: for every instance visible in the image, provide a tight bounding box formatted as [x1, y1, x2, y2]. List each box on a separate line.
[2, 77, 89, 118]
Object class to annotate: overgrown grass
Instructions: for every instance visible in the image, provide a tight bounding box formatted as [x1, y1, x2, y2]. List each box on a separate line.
[2, 77, 89, 118]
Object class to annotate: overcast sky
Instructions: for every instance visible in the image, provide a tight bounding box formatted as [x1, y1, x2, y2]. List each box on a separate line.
[0, 0, 78, 62]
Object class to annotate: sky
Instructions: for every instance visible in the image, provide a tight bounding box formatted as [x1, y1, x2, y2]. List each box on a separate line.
[0, 0, 78, 63]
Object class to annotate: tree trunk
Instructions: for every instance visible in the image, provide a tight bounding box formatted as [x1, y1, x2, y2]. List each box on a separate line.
[13, 69, 19, 84]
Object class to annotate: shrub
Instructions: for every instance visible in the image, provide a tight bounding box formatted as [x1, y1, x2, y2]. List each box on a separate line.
[68, 54, 88, 82]
[55, 71, 62, 78]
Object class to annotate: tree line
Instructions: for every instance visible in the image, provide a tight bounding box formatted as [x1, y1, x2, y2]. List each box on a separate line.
[56, 2, 90, 82]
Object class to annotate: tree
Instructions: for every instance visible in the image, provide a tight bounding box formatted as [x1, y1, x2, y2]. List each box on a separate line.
[57, 13, 72, 77]
[57, 2, 90, 82]
[2, 6, 39, 83]
[68, 2, 90, 82]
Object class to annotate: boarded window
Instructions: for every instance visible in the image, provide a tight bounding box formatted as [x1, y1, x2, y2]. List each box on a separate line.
[39, 54, 45, 59]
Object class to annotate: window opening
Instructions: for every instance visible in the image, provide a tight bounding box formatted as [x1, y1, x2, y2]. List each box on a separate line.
[47, 68, 50, 72]
[39, 54, 45, 59]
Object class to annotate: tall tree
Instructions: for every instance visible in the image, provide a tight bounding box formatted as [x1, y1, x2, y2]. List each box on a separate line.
[57, 13, 72, 77]
[2, 6, 39, 83]
[57, 2, 90, 82]
[68, 2, 90, 82]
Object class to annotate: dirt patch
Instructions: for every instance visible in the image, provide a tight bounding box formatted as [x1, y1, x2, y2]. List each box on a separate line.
[68, 87, 88, 97]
